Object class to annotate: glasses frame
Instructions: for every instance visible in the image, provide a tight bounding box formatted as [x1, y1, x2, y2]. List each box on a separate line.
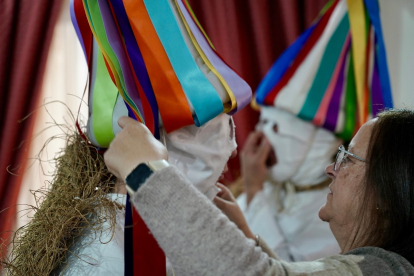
[334, 145, 367, 171]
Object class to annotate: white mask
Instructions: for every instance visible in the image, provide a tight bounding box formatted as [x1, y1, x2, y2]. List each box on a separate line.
[257, 107, 341, 184]
[256, 107, 317, 183]
[164, 114, 237, 200]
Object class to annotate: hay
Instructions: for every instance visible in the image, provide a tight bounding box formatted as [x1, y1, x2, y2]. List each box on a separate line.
[1, 131, 122, 275]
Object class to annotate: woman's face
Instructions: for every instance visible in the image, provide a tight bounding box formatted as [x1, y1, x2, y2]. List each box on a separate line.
[318, 120, 375, 247]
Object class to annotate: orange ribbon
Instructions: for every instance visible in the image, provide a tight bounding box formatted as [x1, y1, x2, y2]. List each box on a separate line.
[123, 0, 194, 133]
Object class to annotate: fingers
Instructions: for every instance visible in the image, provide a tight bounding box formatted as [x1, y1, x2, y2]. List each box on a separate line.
[257, 136, 271, 162]
[243, 132, 264, 154]
[242, 132, 271, 162]
[215, 183, 234, 202]
[213, 196, 228, 211]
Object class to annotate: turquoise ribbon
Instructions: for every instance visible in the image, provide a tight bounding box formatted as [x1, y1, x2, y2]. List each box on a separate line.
[143, 0, 223, 126]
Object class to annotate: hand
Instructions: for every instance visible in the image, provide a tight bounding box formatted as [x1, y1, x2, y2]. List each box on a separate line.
[213, 183, 255, 240]
[240, 132, 271, 205]
[104, 117, 168, 180]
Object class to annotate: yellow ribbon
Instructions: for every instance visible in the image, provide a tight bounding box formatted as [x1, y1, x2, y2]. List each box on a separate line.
[347, 0, 367, 126]
[173, 0, 236, 112]
[183, 0, 215, 50]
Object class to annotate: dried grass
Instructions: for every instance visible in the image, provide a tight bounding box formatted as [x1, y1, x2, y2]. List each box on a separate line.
[1, 131, 121, 275]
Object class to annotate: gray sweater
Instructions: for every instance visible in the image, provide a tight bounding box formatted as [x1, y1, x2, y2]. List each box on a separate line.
[130, 166, 414, 276]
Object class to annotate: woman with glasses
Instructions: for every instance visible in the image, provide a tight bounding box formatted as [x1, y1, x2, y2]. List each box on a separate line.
[105, 109, 414, 275]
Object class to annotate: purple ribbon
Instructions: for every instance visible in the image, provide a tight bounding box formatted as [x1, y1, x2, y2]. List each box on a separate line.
[371, 54, 384, 117]
[323, 42, 350, 132]
[176, 0, 251, 114]
[70, 0, 87, 61]
[109, 0, 159, 138]
[98, 0, 144, 119]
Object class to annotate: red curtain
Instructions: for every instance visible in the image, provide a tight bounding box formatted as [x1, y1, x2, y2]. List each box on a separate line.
[0, 0, 63, 248]
[188, 0, 329, 182]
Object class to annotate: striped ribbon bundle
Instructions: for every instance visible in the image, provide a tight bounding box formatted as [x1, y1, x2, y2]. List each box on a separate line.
[70, 0, 251, 148]
[255, 0, 392, 141]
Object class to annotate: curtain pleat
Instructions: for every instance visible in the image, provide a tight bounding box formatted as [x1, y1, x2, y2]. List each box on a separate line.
[0, 0, 63, 251]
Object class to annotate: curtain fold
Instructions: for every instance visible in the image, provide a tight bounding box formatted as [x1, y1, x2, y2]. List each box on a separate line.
[0, 0, 63, 249]
[188, 0, 329, 181]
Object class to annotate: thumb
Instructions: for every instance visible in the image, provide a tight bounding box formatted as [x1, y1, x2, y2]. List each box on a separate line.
[118, 116, 135, 129]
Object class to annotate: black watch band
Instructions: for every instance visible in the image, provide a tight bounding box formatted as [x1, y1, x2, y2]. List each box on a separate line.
[124, 160, 169, 194]
[125, 163, 154, 193]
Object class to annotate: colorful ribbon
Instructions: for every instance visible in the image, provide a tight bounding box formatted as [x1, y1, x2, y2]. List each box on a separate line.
[71, 1, 254, 274]
[123, 0, 194, 132]
[255, 0, 393, 140]
[143, 0, 224, 126]
[108, 0, 160, 138]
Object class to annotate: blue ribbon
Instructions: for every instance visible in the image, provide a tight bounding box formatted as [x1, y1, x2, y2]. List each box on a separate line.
[364, 0, 393, 108]
[124, 194, 134, 275]
[255, 24, 316, 105]
[143, 0, 223, 126]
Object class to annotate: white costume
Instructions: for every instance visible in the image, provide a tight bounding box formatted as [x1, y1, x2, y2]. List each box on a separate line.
[237, 107, 342, 261]
[58, 114, 237, 275]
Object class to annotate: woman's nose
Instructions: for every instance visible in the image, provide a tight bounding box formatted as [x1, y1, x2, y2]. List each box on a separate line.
[325, 162, 337, 179]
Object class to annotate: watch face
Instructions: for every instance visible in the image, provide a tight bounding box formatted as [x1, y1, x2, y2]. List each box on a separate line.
[125, 163, 153, 192]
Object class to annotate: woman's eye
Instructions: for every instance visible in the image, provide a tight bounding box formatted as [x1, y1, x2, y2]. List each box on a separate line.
[342, 156, 350, 164]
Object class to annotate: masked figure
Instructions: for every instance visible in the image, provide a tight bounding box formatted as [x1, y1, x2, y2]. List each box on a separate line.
[237, 106, 342, 261]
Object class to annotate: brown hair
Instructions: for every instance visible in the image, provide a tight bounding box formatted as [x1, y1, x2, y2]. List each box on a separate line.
[355, 109, 414, 264]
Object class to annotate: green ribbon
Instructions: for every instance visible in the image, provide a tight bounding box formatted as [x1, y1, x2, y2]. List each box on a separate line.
[84, 0, 139, 116]
[340, 50, 357, 141]
[299, 14, 349, 122]
[92, 46, 119, 147]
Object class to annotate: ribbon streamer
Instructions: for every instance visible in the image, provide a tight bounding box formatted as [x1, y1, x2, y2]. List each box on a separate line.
[255, 0, 393, 139]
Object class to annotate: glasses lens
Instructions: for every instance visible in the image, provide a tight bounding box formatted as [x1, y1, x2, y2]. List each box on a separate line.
[335, 150, 345, 171]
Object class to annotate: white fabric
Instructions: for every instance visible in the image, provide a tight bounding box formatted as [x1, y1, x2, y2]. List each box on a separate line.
[58, 194, 126, 275]
[274, 0, 347, 114]
[238, 107, 342, 261]
[237, 185, 341, 262]
[257, 107, 317, 183]
[165, 113, 237, 200]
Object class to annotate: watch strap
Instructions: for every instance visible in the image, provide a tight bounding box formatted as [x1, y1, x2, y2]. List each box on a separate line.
[125, 160, 169, 194]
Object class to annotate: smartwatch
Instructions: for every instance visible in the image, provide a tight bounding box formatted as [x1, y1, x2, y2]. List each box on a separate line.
[124, 160, 169, 195]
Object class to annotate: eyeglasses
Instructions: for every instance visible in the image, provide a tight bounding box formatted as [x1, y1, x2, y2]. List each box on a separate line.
[334, 145, 367, 171]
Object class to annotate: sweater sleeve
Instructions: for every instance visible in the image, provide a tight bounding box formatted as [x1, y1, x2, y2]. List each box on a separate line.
[130, 166, 368, 276]
[130, 166, 270, 276]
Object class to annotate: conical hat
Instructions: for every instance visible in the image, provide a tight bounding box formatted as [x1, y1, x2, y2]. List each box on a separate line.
[255, 0, 392, 141]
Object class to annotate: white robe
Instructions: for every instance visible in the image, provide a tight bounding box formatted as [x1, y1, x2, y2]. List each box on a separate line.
[237, 181, 340, 262]
[57, 194, 126, 275]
